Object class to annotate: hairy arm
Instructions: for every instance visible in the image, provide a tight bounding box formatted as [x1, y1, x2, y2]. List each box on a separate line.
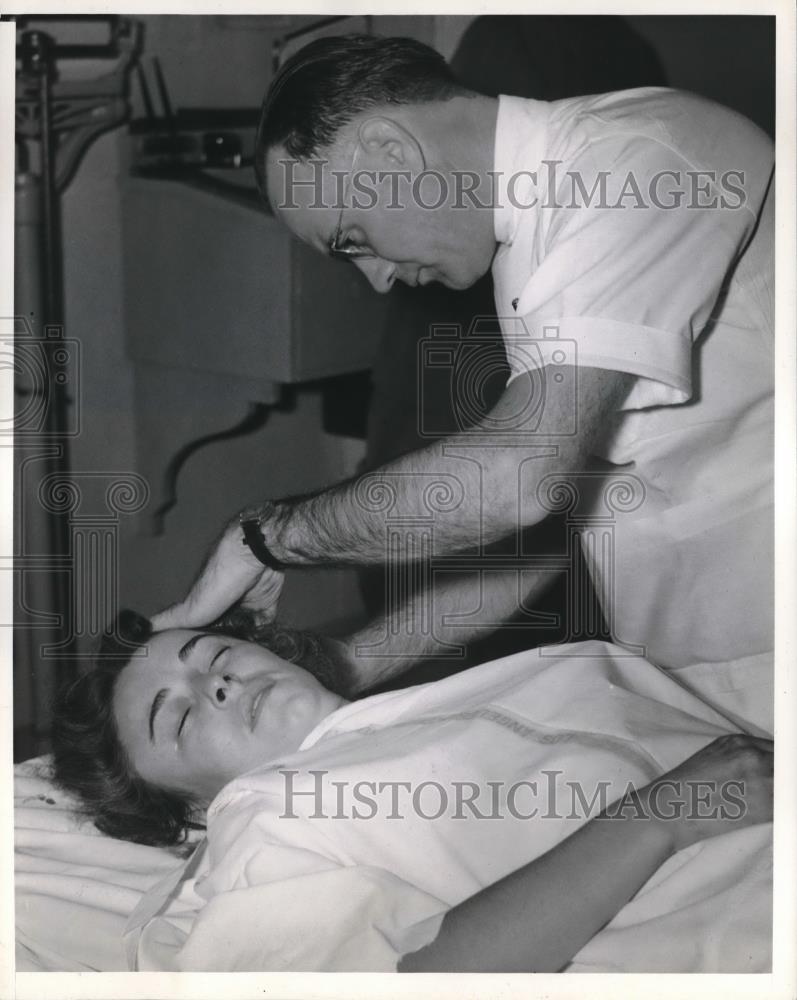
[268, 366, 633, 564]
[152, 366, 632, 632]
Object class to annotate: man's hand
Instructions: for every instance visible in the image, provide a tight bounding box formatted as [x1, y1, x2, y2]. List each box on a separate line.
[151, 516, 285, 631]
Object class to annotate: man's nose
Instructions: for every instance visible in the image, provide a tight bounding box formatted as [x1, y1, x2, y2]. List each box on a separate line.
[355, 257, 396, 294]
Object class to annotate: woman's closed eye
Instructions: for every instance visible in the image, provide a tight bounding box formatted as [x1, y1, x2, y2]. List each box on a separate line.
[210, 645, 230, 668]
[177, 705, 191, 740]
[177, 644, 231, 740]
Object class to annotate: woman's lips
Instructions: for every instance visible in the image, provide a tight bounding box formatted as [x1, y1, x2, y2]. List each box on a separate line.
[249, 682, 273, 730]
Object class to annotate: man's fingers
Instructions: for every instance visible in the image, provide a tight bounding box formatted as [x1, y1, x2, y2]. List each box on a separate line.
[242, 604, 280, 628]
[150, 519, 279, 632]
[152, 570, 280, 633]
[246, 573, 283, 603]
[149, 609, 172, 632]
[150, 611, 175, 632]
[150, 601, 204, 632]
[239, 570, 284, 620]
[151, 588, 231, 632]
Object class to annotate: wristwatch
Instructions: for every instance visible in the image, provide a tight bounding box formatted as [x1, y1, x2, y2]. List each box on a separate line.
[239, 509, 286, 570]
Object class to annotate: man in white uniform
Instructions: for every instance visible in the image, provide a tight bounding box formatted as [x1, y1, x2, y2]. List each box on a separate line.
[154, 36, 774, 733]
[490, 89, 774, 732]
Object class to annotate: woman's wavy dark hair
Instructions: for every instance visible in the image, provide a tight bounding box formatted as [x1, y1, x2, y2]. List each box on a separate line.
[51, 609, 351, 850]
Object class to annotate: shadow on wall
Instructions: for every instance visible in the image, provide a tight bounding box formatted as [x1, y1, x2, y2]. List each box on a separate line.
[626, 15, 775, 137]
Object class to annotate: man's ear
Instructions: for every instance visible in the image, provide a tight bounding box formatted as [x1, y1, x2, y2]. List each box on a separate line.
[357, 116, 425, 172]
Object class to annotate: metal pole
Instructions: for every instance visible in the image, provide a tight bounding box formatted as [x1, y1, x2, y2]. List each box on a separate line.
[15, 31, 75, 756]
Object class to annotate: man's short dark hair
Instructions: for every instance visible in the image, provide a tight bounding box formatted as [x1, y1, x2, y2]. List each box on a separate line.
[254, 34, 466, 204]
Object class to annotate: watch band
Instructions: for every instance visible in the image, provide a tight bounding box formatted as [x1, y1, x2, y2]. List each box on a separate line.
[240, 515, 286, 571]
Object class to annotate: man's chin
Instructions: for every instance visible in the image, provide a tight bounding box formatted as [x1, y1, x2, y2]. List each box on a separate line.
[439, 274, 476, 291]
[443, 265, 490, 291]
[417, 266, 483, 291]
[420, 271, 454, 290]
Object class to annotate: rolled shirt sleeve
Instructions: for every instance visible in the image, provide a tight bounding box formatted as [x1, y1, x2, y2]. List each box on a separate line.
[504, 132, 758, 410]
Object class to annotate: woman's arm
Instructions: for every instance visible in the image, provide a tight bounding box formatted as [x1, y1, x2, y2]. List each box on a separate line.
[398, 734, 773, 972]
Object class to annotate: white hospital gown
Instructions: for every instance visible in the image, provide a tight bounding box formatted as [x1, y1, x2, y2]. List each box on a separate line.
[127, 642, 771, 972]
[491, 90, 774, 732]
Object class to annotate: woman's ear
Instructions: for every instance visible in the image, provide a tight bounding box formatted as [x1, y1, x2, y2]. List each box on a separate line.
[357, 116, 425, 172]
[187, 800, 210, 828]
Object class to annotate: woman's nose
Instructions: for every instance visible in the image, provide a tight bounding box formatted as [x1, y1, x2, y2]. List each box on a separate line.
[355, 256, 396, 294]
[197, 672, 236, 707]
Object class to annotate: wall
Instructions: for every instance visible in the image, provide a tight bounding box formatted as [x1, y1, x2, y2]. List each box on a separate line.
[59, 16, 383, 642]
[432, 14, 774, 135]
[59, 15, 448, 642]
[626, 15, 775, 136]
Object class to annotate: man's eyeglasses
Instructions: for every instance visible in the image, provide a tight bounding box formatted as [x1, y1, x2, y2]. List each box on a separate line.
[328, 145, 376, 262]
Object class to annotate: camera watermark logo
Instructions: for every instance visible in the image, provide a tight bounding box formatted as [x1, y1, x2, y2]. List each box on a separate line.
[14, 468, 150, 657]
[3, 316, 81, 437]
[417, 318, 578, 441]
[8, 316, 149, 659]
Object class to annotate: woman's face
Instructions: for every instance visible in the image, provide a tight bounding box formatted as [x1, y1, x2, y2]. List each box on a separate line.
[113, 629, 346, 802]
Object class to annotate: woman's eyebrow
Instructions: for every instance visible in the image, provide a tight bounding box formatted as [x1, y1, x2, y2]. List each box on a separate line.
[149, 688, 168, 743]
[178, 633, 212, 662]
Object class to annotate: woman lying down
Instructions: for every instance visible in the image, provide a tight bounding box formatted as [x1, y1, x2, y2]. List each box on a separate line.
[52, 610, 773, 973]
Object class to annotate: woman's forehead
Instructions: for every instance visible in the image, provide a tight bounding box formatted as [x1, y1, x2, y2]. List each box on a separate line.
[147, 628, 200, 656]
[117, 629, 197, 691]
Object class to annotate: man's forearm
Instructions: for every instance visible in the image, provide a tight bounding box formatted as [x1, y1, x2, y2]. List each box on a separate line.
[260, 368, 632, 568]
[269, 438, 532, 565]
[329, 566, 557, 694]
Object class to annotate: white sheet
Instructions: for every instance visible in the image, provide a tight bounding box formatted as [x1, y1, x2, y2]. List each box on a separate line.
[126, 641, 772, 972]
[570, 821, 772, 971]
[14, 756, 191, 971]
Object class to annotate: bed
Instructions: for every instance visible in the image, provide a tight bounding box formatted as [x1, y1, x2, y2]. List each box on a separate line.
[15, 751, 773, 974]
[14, 755, 200, 972]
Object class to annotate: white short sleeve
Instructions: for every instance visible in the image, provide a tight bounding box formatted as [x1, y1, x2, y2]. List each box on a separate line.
[508, 134, 758, 409]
